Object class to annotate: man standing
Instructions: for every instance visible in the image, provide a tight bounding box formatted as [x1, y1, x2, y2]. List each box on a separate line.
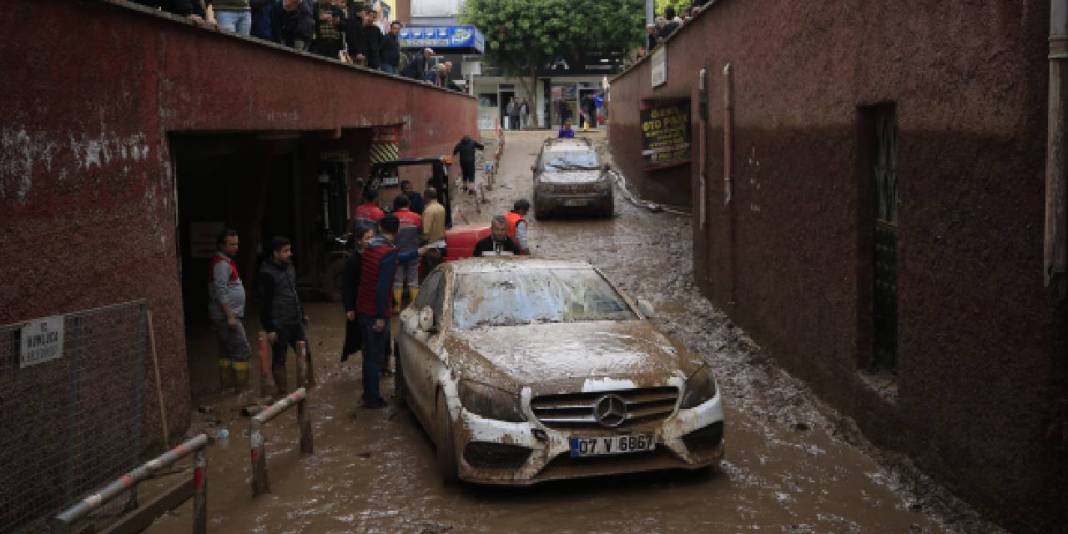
[258, 236, 309, 396]
[273, 0, 315, 51]
[354, 187, 385, 230]
[379, 20, 402, 74]
[504, 199, 531, 255]
[505, 98, 518, 130]
[400, 180, 425, 214]
[421, 187, 447, 272]
[452, 135, 485, 194]
[310, 0, 345, 60]
[474, 215, 522, 257]
[209, 0, 252, 35]
[209, 229, 251, 393]
[391, 195, 423, 313]
[518, 98, 530, 130]
[356, 215, 425, 408]
[350, 7, 382, 69]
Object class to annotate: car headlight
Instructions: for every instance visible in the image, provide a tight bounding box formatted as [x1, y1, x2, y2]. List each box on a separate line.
[458, 380, 525, 422]
[680, 365, 718, 409]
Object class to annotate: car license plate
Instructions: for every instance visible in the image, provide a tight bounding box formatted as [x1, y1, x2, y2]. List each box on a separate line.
[564, 199, 588, 207]
[569, 434, 656, 458]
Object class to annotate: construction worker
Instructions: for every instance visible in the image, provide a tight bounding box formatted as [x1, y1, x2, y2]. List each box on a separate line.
[504, 198, 531, 255]
[208, 228, 251, 392]
[354, 187, 385, 231]
[391, 194, 423, 313]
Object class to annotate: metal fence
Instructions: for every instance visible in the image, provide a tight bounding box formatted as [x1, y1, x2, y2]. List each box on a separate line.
[0, 301, 147, 533]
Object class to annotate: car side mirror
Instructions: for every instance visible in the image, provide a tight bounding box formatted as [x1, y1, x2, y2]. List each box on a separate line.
[637, 298, 655, 318]
[418, 306, 438, 333]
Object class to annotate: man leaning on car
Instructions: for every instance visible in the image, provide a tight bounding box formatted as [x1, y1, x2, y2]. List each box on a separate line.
[474, 215, 522, 257]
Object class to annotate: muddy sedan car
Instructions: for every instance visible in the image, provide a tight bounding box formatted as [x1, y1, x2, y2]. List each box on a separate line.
[395, 258, 724, 484]
[531, 138, 614, 219]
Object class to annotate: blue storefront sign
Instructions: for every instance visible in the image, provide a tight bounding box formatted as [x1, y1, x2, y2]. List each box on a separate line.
[399, 25, 485, 54]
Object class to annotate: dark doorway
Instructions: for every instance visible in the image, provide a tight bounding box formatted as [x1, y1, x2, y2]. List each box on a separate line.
[857, 104, 899, 372]
[170, 133, 299, 398]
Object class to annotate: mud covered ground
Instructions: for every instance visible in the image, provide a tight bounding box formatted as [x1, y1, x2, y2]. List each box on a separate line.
[149, 131, 1001, 534]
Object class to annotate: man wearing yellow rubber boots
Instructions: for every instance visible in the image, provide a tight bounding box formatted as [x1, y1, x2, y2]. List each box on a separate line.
[208, 228, 252, 393]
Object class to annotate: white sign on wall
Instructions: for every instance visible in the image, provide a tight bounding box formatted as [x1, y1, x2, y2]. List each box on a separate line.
[411, 0, 462, 17]
[651, 47, 667, 87]
[20, 315, 65, 368]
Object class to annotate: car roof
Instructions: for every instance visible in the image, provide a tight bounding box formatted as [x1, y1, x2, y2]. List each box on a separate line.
[443, 257, 594, 274]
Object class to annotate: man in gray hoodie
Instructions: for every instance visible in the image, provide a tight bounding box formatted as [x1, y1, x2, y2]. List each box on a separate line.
[209, 229, 251, 392]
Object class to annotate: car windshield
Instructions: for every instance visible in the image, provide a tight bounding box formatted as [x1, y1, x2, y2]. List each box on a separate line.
[543, 150, 599, 171]
[452, 268, 636, 329]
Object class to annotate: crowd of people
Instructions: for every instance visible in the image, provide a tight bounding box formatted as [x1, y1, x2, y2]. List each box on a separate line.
[209, 163, 533, 410]
[638, 1, 713, 58]
[131, 0, 461, 89]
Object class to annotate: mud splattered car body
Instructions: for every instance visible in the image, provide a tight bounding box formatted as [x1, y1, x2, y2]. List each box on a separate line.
[531, 138, 614, 219]
[395, 258, 724, 484]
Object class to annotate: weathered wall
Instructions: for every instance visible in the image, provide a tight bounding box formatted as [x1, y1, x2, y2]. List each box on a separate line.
[608, 57, 694, 207]
[0, 0, 477, 454]
[611, 1, 1061, 531]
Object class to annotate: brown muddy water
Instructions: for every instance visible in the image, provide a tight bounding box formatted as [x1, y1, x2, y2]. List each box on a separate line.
[148, 131, 999, 534]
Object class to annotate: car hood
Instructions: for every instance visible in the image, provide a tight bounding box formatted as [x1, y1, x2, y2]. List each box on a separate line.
[444, 320, 702, 393]
[539, 170, 602, 184]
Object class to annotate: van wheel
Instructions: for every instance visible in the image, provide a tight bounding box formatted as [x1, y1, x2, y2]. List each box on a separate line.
[435, 389, 459, 483]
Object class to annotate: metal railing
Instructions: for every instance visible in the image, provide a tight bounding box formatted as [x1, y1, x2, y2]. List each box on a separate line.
[250, 340, 314, 497]
[51, 434, 209, 534]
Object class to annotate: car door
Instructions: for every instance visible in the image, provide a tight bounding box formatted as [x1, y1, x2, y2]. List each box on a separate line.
[399, 270, 446, 420]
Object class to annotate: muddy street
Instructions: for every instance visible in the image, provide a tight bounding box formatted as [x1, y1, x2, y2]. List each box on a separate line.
[150, 131, 997, 534]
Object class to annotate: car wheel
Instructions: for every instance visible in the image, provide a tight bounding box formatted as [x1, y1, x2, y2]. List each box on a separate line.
[601, 193, 615, 218]
[435, 389, 459, 483]
[394, 346, 407, 408]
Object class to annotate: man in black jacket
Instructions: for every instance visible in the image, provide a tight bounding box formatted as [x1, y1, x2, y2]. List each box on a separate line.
[258, 236, 309, 395]
[348, 7, 382, 69]
[273, 0, 316, 51]
[473, 216, 522, 257]
[379, 20, 402, 74]
[452, 135, 484, 193]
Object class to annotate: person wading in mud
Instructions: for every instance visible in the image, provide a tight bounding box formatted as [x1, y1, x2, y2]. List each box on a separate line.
[341, 225, 374, 362]
[258, 236, 311, 396]
[452, 135, 485, 194]
[208, 228, 252, 394]
[356, 215, 428, 408]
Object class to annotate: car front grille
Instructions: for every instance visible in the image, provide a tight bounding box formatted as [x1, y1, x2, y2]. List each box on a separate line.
[530, 387, 678, 429]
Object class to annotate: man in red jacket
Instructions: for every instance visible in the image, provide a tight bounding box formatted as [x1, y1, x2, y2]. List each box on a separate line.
[356, 214, 427, 408]
[353, 187, 385, 231]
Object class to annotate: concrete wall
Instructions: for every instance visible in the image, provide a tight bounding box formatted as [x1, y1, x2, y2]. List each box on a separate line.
[611, 1, 1062, 531]
[0, 0, 477, 452]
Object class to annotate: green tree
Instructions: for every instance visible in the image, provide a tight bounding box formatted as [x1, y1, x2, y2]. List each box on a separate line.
[462, 0, 644, 127]
[655, 0, 690, 16]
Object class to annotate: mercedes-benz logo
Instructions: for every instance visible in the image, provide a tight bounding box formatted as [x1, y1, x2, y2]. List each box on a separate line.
[594, 394, 627, 428]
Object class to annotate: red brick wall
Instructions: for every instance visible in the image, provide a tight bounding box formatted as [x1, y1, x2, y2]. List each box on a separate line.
[611, 1, 1059, 531]
[0, 0, 477, 450]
